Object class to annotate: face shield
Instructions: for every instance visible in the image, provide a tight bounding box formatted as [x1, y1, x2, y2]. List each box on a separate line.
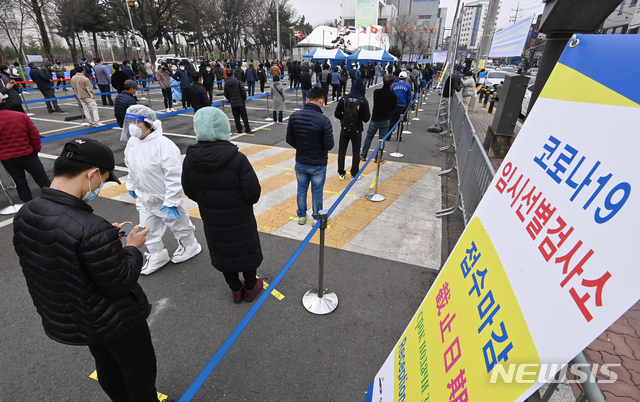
[121, 110, 160, 141]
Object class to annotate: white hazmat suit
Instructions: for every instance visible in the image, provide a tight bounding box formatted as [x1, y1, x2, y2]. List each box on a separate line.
[123, 105, 201, 274]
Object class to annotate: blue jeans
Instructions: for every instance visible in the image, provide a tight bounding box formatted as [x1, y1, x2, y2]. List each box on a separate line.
[247, 81, 256, 96]
[273, 111, 283, 122]
[361, 120, 390, 159]
[295, 163, 326, 220]
[301, 89, 310, 105]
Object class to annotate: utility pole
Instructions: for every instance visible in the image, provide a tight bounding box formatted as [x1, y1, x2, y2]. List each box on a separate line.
[474, 0, 500, 74]
[510, 2, 524, 24]
[276, 0, 281, 61]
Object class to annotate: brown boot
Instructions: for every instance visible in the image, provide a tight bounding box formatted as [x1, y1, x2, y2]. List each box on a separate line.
[243, 278, 264, 302]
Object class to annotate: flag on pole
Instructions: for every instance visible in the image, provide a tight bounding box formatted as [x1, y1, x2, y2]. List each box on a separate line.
[360, 26, 367, 34]
[382, 26, 391, 34]
[370, 26, 379, 34]
[294, 30, 302, 38]
[402, 27, 408, 33]
[301, 32, 306, 39]
[423, 26, 429, 33]
[431, 26, 436, 33]
[349, 25, 356, 33]
[338, 25, 347, 34]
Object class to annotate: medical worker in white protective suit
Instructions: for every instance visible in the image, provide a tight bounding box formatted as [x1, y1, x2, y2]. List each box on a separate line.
[123, 105, 202, 274]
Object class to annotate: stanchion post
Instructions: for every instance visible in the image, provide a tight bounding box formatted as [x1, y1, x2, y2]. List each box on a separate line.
[294, 87, 300, 111]
[302, 210, 338, 315]
[402, 108, 412, 135]
[20, 91, 34, 116]
[389, 123, 404, 158]
[366, 140, 386, 202]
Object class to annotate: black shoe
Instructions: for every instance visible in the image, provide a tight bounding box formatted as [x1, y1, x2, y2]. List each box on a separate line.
[245, 129, 254, 134]
[48, 110, 54, 113]
[54, 109, 65, 113]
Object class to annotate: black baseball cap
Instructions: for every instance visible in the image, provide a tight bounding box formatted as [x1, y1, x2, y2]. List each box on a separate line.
[62, 139, 120, 184]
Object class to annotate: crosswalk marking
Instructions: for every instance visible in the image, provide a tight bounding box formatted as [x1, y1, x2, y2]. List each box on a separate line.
[309, 164, 431, 249]
[81, 142, 441, 268]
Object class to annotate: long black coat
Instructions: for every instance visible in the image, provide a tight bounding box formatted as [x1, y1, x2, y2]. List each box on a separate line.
[182, 141, 262, 272]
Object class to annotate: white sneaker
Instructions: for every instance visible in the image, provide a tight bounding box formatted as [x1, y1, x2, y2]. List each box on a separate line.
[140, 249, 171, 275]
[95, 121, 105, 126]
[165, 108, 171, 113]
[171, 236, 202, 263]
[339, 174, 345, 180]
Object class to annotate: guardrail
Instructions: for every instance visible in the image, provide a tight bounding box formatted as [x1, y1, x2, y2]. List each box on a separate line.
[436, 92, 495, 225]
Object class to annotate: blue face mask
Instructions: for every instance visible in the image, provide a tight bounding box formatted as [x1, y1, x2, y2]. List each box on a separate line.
[82, 170, 104, 202]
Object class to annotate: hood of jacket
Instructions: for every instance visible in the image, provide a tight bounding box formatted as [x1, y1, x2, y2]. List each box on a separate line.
[186, 141, 238, 173]
[349, 78, 366, 98]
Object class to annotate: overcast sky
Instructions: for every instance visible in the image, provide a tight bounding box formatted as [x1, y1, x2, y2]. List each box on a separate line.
[289, 0, 546, 32]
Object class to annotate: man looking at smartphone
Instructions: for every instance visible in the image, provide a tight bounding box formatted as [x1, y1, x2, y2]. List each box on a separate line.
[13, 138, 170, 402]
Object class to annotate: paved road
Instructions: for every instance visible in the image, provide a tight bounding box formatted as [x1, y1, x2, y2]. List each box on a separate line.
[0, 82, 451, 401]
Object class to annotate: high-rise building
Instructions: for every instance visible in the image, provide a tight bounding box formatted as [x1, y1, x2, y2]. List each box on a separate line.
[457, 0, 501, 51]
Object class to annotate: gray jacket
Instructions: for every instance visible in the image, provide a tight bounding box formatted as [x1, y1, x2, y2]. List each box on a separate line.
[461, 77, 476, 97]
[94, 63, 111, 86]
[271, 81, 285, 112]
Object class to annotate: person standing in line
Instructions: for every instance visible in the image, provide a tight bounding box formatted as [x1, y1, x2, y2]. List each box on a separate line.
[0, 93, 50, 201]
[315, 61, 322, 83]
[340, 65, 348, 98]
[331, 66, 342, 101]
[41, 61, 54, 90]
[374, 62, 382, 85]
[390, 71, 412, 142]
[214, 62, 224, 90]
[10, 62, 28, 90]
[223, 72, 253, 134]
[320, 64, 331, 104]
[257, 63, 267, 93]
[334, 78, 370, 181]
[11, 137, 180, 402]
[110, 63, 128, 94]
[173, 61, 191, 109]
[270, 63, 280, 79]
[138, 59, 149, 93]
[93, 58, 114, 107]
[201, 63, 215, 103]
[52, 59, 67, 91]
[361, 74, 397, 162]
[123, 105, 202, 275]
[299, 67, 312, 106]
[71, 67, 103, 127]
[182, 107, 263, 304]
[271, 75, 285, 124]
[188, 72, 211, 112]
[114, 79, 138, 129]
[28, 62, 64, 113]
[156, 63, 174, 113]
[0, 65, 26, 113]
[122, 59, 136, 81]
[286, 87, 334, 225]
[460, 71, 476, 108]
[233, 65, 245, 85]
[145, 59, 154, 82]
[245, 62, 258, 97]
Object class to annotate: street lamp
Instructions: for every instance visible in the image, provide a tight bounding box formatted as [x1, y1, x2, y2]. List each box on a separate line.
[126, 0, 141, 59]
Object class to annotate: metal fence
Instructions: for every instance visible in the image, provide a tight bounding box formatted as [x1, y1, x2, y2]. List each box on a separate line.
[436, 92, 495, 225]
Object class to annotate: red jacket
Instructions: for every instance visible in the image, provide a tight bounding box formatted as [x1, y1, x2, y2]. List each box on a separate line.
[0, 109, 42, 160]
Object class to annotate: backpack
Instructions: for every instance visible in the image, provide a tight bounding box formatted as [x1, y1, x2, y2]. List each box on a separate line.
[341, 96, 363, 132]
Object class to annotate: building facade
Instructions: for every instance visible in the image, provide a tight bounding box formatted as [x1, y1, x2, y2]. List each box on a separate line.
[458, 0, 501, 50]
[601, 0, 640, 34]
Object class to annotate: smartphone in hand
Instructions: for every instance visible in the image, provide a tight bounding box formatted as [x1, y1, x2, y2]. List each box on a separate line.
[119, 223, 145, 236]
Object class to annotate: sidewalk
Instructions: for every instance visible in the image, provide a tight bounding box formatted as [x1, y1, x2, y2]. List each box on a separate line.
[466, 98, 640, 402]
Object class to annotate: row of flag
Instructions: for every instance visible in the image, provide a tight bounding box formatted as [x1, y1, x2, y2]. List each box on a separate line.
[337, 25, 435, 35]
[294, 31, 307, 39]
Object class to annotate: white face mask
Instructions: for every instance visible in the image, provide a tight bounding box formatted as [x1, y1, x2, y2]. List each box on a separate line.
[180, 67, 185, 70]
[82, 170, 104, 202]
[129, 123, 144, 138]
[206, 68, 211, 72]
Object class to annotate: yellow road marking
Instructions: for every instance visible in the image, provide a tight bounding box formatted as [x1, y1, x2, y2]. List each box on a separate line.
[238, 144, 272, 156]
[258, 276, 285, 300]
[90, 371, 169, 400]
[256, 156, 379, 234]
[288, 216, 332, 228]
[99, 183, 129, 198]
[370, 177, 377, 189]
[324, 190, 356, 198]
[309, 164, 431, 249]
[234, 133, 255, 136]
[265, 165, 293, 170]
[251, 149, 297, 172]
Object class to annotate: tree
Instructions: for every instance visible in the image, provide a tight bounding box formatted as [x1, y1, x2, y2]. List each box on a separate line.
[25, 0, 55, 62]
[390, 16, 419, 62]
[50, 0, 86, 62]
[0, 0, 30, 63]
[388, 45, 401, 59]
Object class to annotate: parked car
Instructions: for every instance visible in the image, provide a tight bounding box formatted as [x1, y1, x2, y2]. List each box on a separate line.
[527, 68, 539, 76]
[482, 70, 508, 91]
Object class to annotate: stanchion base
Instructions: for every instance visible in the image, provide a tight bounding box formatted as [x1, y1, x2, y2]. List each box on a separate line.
[303, 289, 338, 315]
[418, 109, 424, 112]
[265, 118, 273, 121]
[428, 124, 443, 133]
[389, 152, 404, 158]
[0, 203, 24, 215]
[365, 193, 386, 202]
[412, 118, 420, 121]
[27, 113, 35, 116]
[294, 108, 301, 111]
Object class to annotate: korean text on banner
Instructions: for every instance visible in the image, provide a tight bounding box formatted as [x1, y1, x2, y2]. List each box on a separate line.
[489, 15, 534, 58]
[433, 50, 448, 64]
[367, 34, 640, 402]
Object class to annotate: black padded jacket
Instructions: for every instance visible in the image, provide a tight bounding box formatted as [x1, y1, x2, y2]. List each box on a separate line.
[13, 187, 150, 345]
